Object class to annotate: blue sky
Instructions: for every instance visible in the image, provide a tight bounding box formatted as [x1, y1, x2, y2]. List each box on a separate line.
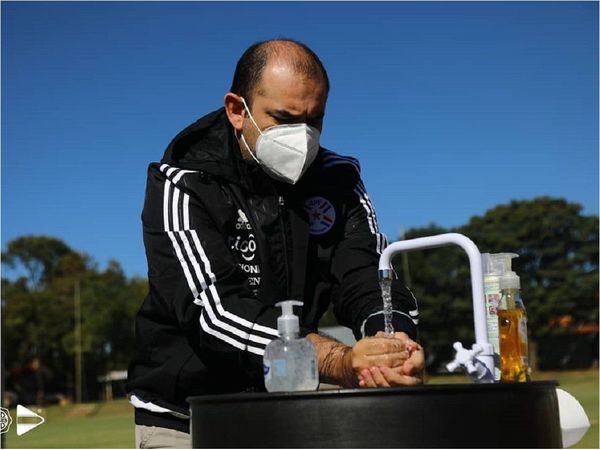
[2, 1, 598, 278]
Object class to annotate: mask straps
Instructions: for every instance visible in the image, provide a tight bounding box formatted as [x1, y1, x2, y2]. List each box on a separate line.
[239, 96, 262, 165]
[240, 133, 261, 166]
[240, 97, 263, 136]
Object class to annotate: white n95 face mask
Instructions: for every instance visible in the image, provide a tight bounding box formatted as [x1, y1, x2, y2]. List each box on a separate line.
[240, 97, 320, 185]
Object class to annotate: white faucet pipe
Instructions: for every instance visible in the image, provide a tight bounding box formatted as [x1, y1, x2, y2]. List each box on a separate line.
[378, 233, 488, 349]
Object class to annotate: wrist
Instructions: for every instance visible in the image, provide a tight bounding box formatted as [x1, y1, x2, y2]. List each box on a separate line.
[340, 345, 357, 388]
[308, 333, 357, 388]
[321, 343, 357, 388]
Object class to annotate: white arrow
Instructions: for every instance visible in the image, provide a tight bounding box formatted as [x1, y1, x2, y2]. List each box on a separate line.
[16, 405, 45, 436]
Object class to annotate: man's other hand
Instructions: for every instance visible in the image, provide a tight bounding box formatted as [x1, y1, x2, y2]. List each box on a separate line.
[356, 331, 424, 388]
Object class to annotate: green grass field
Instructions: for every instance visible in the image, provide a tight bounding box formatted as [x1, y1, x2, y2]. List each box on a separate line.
[3, 369, 598, 448]
[3, 399, 135, 448]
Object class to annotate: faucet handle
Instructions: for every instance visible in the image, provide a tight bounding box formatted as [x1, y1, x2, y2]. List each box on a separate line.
[446, 341, 495, 383]
[447, 342, 468, 373]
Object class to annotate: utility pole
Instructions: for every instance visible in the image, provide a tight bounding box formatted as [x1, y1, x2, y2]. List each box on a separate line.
[399, 225, 412, 288]
[74, 279, 82, 404]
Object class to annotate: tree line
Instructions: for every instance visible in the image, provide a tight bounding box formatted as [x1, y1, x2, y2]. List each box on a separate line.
[2, 237, 146, 404]
[391, 196, 598, 370]
[1, 196, 598, 403]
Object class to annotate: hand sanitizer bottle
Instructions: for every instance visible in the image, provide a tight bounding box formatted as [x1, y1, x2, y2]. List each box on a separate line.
[263, 300, 319, 392]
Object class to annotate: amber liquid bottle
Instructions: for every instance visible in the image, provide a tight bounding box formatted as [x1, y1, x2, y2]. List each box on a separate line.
[499, 284, 531, 383]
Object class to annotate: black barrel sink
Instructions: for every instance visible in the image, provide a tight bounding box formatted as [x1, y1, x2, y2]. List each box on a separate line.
[188, 381, 562, 448]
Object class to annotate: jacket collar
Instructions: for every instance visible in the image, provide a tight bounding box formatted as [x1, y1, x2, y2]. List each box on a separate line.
[160, 107, 257, 190]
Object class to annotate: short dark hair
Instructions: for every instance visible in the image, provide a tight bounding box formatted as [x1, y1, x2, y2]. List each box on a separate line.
[229, 39, 330, 106]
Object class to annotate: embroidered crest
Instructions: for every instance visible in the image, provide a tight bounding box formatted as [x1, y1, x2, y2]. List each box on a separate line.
[305, 196, 336, 235]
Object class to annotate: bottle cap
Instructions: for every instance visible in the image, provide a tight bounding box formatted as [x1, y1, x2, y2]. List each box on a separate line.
[499, 254, 520, 289]
[275, 300, 303, 336]
[500, 271, 520, 289]
[482, 252, 519, 276]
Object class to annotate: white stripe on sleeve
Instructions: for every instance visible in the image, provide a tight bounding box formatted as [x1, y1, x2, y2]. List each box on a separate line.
[200, 313, 265, 356]
[189, 228, 279, 338]
[354, 181, 388, 255]
[183, 194, 190, 229]
[159, 164, 279, 353]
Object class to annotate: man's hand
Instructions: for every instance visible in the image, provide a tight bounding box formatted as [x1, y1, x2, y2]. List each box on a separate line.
[307, 331, 423, 388]
[350, 332, 411, 376]
[357, 331, 424, 388]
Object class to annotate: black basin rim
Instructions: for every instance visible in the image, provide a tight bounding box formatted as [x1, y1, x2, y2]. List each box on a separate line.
[187, 380, 559, 405]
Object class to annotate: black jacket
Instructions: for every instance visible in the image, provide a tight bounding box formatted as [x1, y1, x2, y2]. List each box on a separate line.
[127, 108, 419, 431]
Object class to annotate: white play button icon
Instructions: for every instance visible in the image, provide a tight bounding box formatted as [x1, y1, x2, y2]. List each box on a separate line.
[16, 405, 45, 436]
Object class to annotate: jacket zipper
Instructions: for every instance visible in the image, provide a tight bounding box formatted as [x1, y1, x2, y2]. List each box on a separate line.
[278, 195, 291, 297]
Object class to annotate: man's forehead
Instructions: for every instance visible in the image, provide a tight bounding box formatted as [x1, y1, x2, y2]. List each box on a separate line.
[252, 66, 326, 110]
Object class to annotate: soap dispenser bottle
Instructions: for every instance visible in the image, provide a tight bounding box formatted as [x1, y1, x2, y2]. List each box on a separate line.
[263, 300, 319, 392]
[498, 256, 531, 382]
[482, 252, 519, 381]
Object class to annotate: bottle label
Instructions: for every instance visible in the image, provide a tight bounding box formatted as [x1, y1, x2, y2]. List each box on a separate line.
[518, 315, 529, 368]
[263, 360, 271, 382]
[272, 359, 287, 377]
[484, 275, 502, 381]
[519, 316, 528, 342]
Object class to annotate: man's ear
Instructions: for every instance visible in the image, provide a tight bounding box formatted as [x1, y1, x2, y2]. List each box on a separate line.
[224, 92, 245, 131]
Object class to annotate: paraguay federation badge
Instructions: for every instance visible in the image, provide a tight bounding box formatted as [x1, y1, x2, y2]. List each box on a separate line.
[305, 196, 336, 235]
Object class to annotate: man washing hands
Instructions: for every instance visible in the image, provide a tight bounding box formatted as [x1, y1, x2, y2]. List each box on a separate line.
[128, 38, 424, 448]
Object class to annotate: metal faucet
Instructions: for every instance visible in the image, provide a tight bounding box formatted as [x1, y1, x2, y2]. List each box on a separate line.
[378, 232, 495, 383]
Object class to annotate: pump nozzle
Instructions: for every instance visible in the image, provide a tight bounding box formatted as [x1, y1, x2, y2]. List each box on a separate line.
[482, 252, 519, 276]
[275, 300, 303, 337]
[499, 254, 520, 290]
